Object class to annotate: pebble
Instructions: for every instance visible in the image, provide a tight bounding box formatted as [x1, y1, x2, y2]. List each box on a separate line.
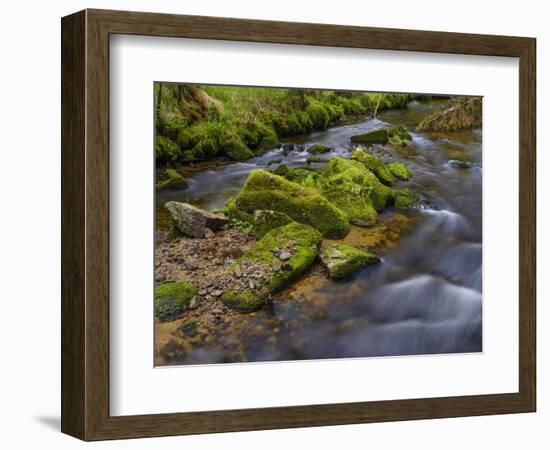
[248, 280, 255, 290]
[234, 265, 242, 278]
[272, 261, 282, 271]
[212, 290, 223, 297]
[278, 249, 292, 261]
[199, 289, 207, 296]
[204, 228, 215, 238]
[189, 296, 200, 309]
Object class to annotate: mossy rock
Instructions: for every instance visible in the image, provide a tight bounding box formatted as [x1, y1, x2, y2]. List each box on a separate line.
[155, 281, 198, 321]
[252, 210, 293, 237]
[387, 126, 412, 147]
[350, 128, 389, 145]
[351, 148, 396, 185]
[230, 170, 350, 238]
[222, 222, 322, 312]
[320, 243, 380, 279]
[308, 143, 332, 154]
[222, 137, 254, 161]
[156, 168, 188, 190]
[394, 188, 417, 208]
[323, 157, 394, 212]
[387, 162, 412, 180]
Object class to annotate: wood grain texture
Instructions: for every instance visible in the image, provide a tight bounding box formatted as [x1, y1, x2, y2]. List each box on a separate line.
[61, 8, 537, 441]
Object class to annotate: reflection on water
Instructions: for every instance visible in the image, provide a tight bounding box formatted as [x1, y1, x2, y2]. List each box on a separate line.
[157, 99, 482, 362]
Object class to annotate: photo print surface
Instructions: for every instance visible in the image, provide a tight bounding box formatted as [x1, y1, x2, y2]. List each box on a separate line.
[154, 83, 482, 366]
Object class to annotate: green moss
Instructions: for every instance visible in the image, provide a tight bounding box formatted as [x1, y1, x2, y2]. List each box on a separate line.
[387, 162, 412, 180]
[155, 135, 181, 163]
[350, 128, 389, 145]
[252, 210, 293, 237]
[272, 164, 291, 177]
[222, 289, 265, 313]
[306, 101, 331, 129]
[179, 320, 199, 337]
[222, 136, 254, 160]
[308, 143, 332, 154]
[155, 281, 198, 322]
[323, 157, 394, 212]
[230, 170, 350, 238]
[320, 243, 380, 279]
[222, 222, 322, 312]
[394, 188, 417, 208]
[387, 126, 412, 147]
[350, 126, 411, 147]
[351, 148, 396, 185]
[156, 167, 187, 190]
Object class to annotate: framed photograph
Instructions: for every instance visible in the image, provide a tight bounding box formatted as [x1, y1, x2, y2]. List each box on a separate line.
[61, 9, 536, 440]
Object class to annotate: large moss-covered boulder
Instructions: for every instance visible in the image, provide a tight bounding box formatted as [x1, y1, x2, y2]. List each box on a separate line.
[155, 281, 198, 321]
[351, 148, 396, 185]
[222, 223, 322, 312]
[323, 157, 394, 212]
[228, 170, 350, 238]
[416, 97, 482, 132]
[387, 162, 412, 180]
[165, 201, 228, 238]
[156, 168, 188, 190]
[320, 243, 379, 279]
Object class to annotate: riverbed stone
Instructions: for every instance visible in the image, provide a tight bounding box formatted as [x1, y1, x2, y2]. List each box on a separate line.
[351, 148, 396, 185]
[320, 243, 380, 279]
[165, 201, 228, 238]
[221, 222, 322, 312]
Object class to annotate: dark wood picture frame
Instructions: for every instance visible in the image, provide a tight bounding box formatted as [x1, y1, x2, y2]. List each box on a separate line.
[61, 9, 536, 441]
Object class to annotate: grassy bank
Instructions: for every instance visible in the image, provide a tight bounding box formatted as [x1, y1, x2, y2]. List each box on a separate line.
[155, 84, 412, 165]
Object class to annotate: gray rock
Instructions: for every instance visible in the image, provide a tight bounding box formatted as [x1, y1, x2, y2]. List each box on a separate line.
[189, 296, 200, 309]
[204, 227, 215, 238]
[278, 249, 292, 261]
[448, 160, 473, 169]
[165, 201, 228, 238]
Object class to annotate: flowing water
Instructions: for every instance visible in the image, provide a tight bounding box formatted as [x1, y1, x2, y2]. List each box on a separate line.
[157, 99, 482, 362]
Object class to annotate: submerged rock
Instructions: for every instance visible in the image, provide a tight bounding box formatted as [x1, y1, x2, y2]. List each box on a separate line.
[320, 243, 379, 279]
[165, 201, 228, 238]
[416, 97, 482, 132]
[448, 160, 473, 169]
[387, 162, 412, 180]
[226, 170, 350, 238]
[308, 143, 332, 154]
[156, 167, 188, 190]
[155, 281, 198, 321]
[222, 222, 322, 312]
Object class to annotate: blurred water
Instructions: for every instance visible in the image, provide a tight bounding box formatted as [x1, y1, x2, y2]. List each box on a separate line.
[158, 100, 483, 362]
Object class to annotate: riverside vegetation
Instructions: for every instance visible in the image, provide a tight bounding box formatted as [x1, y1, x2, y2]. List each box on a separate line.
[154, 86, 483, 365]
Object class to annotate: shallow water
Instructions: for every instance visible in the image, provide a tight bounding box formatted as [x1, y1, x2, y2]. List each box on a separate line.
[157, 99, 482, 363]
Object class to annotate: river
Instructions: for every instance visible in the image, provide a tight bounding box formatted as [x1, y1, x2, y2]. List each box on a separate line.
[157, 99, 482, 363]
